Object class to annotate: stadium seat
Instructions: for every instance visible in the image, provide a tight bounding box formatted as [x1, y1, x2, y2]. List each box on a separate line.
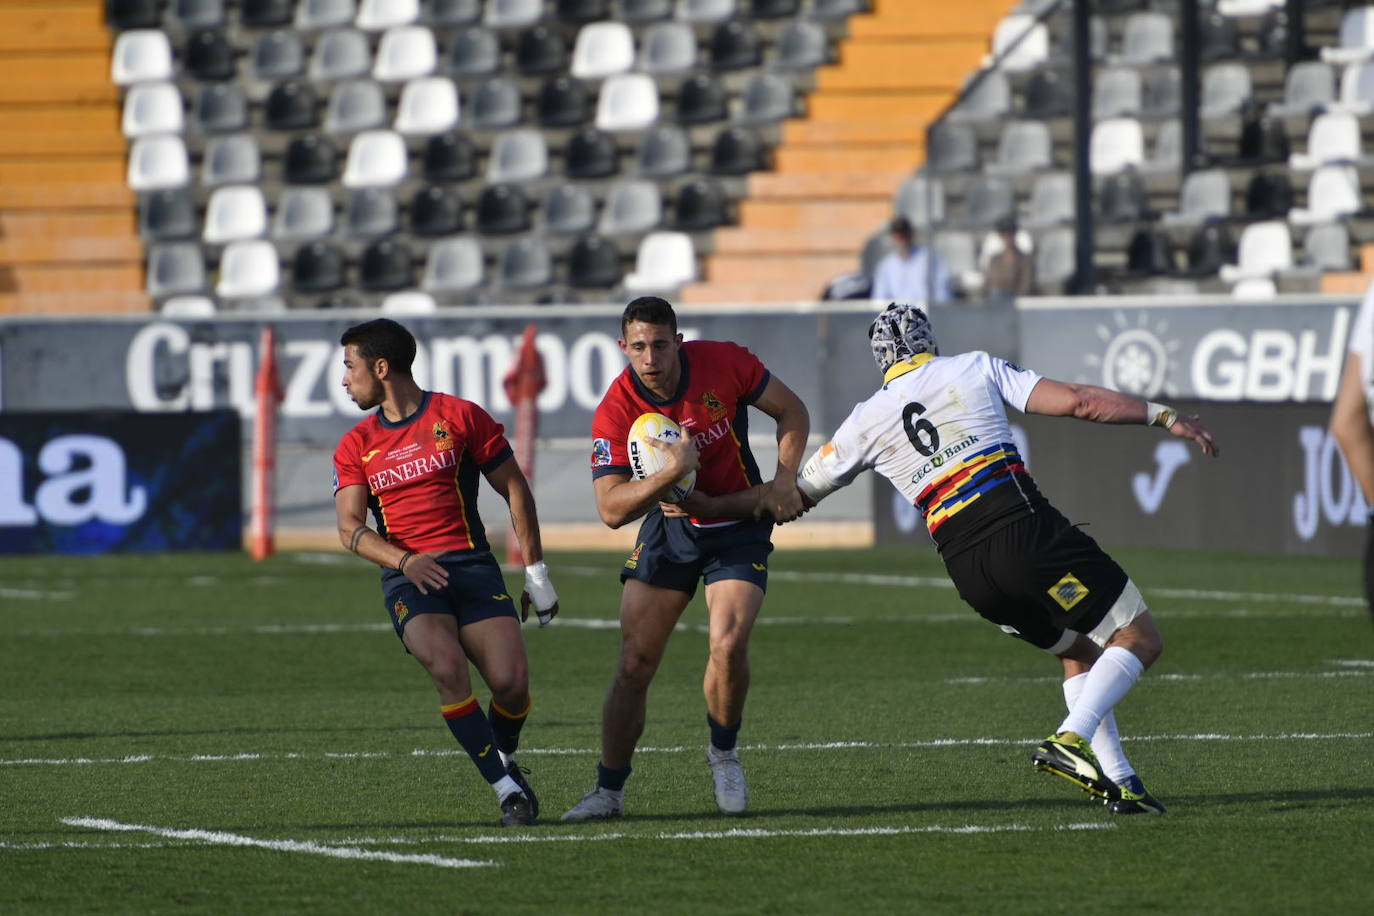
[284, 135, 339, 183]
[431, 0, 481, 25]
[1097, 169, 1148, 223]
[753, 0, 799, 17]
[566, 128, 621, 179]
[673, 179, 727, 230]
[147, 243, 207, 296]
[1113, 12, 1173, 65]
[1023, 172, 1074, 228]
[623, 0, 672, 21]
[985, 15, 1048, 72]
[344, 187, 398, 236]
[112, 30, 173, 85]
[1219, 220, 1292, 282]
[202, 135, 261, 187]
[1183, 222, 1235, 276]
[637, 125, 692, 177]
[1033, 227, 1075, 293]
[476, 184, 532, 234]
[171, 0, 225, 29]
[894, 174, 946, 226]
[1236, 103, 1289, 164]
[568, 235, 624, 288]
[537, 76, 592, 127]
[517, 25, 569, 76]
[243, 0, 293, 27]
[558, 0, 611, 24]
[1290, 112, 1366, 171]
[774, 20, 829, 70]
[1303, 222, 1352, 271]
[543, 183, 597, 234]
[933, 230, 980, 293]
[342, 130, 409, 187]
[395, 77, 460, 134]
[709, 126, 763, 174]
[572, 22, 636, 79]
[422, 237, 485, 293]
[639, 22, 698, 74]
[926, 123, 979, 173]
[359, 238, 413, 290]
[253, 31, 306, 81]
[291, 242, 347, 293]
[272, 187, 335, 240]
[310, 29, 371, 81]
[296, 0, 355, 30]
[709, 21, 762, 71]
[127, 135, 190, 191]
[1162, 169, 1231, 227]
[194, 84, 249, 132]
[1270, 62, 1336, 119]
[499, 238, 555, 289]
[624, 231, 696, 291]
[1023, 69, 1072, 118]
[409, 185, 464, 236]
[1322, 7, 1374, 65]
[374, 27, 437, 81]
[1333, 61, 1374, 115]
[488, 129, 550, 182]
[471, 78, 524, 128]
[809, 0, 868, 18]
[122, 82, 184, 138]
[381, 291, 438, 314]
[423, 133, 477, 181]
[265, 82, 319, 131]
[1217, 0, 1282, 14]
[1199, 11, 1240, 61]
[184, 30, 236, 82]
[599, 180, 663, 235]
[1125, 228, 1175, 276]
[447, 28, 501, 77]
[217, 240, 281, 298]
[965, 176, 1016, 229]
[1089, 118, 1144, 175]
[485, 0, 543, 29]
[1199, 63, 1251, 119]
[677, 0, 735, 23]
[1231, 276, 1277, 299]
[139, 190, 198, 241]
[737, 72, 795, 123]
[1245, 170, 1293, 218]
[106, 0, 160, 29]
[1142, 68, 1180, 118]
[203, 185, 268, 242]
[356, 0, 418, 30]
[1290, 164, 1363, 225]
[596, 74, 660, 131]
[160, 296, 218, 316]
[1093, 68, 1142, 120]
[325, 79, 387, 134]
[987, 121, 1052, 175]
[675, 74, 728, 124]
[946, 71, 1011, 124]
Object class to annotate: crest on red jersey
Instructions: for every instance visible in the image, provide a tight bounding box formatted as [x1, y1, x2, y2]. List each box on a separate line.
[433, 420, 454, 451]
[703, 390, 727, 421]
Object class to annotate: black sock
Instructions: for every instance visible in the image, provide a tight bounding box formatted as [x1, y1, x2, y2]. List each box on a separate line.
[597, 762, 632, 792]
[488, 697, 530, 757]
[708, 713, 741, 752]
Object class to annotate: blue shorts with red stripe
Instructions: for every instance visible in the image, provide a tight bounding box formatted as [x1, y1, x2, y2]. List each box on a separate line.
[620, 511, 773, 598]
[381, 550, 518, 642]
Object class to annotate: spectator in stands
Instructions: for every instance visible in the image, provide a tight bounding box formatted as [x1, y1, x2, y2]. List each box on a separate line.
[983, 214, 1035, 301]
[872, 216, 952, 305]
[1330, 284, 1374, 624]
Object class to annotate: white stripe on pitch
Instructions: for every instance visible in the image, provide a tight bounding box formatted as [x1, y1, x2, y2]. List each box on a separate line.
[60, 817, 493, 869]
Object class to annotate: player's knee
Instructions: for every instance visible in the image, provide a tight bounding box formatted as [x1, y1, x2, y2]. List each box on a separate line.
[614, 646, 661, 692]
[708, 629, 750, 668]
[484, 658, 529, 702]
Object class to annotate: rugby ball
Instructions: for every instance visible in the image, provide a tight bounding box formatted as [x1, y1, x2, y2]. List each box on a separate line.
[627, 412, 696, 504]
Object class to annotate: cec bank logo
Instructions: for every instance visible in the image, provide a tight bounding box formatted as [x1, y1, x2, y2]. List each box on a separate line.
[1081, 313, 1182, 398]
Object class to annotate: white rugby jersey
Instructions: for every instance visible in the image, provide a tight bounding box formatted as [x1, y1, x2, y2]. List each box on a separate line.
[1349, 284, 1374, 418]
[803, 351, 1049, 554]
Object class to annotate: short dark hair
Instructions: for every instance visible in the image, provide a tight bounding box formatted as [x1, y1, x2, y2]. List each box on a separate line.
[620, 296, 677, 335]
[888, 215, 913, 237]
[340, 318, 416, 375]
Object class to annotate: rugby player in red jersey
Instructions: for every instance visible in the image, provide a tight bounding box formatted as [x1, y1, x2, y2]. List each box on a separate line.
[332, 318, 558, 827]
[562, 296, 810, 821]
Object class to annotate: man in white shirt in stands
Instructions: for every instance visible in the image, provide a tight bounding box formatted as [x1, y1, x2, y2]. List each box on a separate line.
[872, 216, 953, 305]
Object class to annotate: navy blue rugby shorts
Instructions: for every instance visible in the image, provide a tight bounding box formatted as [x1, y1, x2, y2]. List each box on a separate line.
[381, 550, 518, 641]
[620, 511, 774, 598]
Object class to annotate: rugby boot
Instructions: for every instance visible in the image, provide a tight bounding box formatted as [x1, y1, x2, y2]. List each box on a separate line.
[1032, 731, 1115, 799]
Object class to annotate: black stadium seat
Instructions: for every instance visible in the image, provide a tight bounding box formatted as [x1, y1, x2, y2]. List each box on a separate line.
[138, 190, 198, 241]
[265, 82, 319, 131]
[709, 126, 763, 174]
[359, 239, 413, 291]
[431, 0, 482, 26]
[557, 0, 610, 24]
[568, 235, 624, 288]
[676, 74, 728, 125]
[185, 30, 237, 81]
[516, 25, 568, 76]
[409, 186, 464, 237]
[673, 179, 727, 230]
[477, 184, 532, 235]
[637, 125, 692, 178]
[105, 0, 160, 29]
[423, 133, 477, 182]
[537, 77, 592, 127]
[709, 21, 762, 71]
[283, 135, 338, 183]
[565, 128, 619, 179]
[292, 242, 346, 293]
[242, 0, 293, 27]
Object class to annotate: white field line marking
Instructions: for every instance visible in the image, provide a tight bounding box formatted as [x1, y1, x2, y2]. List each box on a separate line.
[0, 587, 74, 600]
[321, 821, 1115, 848]
[9, 732, 1371, 769]
[1334, 659, 1374, 668]
[0, 840, 177, 850]
[60, 817, 494, 870]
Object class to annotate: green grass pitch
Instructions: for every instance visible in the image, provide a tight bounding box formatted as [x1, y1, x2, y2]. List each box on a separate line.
[2, 545, 1371, 914]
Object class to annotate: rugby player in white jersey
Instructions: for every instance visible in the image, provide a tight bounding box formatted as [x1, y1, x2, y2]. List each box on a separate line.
[792, 303, 1218, 814]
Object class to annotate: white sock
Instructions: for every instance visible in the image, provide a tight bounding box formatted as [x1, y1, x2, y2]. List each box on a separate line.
[1057, 646, 1144, 741]
[499, 749, 515, 769]
[493, 774, 520, 800]
[1062, 672, 1135, 784]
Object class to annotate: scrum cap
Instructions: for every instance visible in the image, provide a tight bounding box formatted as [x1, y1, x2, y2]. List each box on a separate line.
[868, 302, 938, 373]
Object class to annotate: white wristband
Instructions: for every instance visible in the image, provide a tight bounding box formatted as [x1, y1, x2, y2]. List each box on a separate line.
[524, 561, 557, 625]
[1145, 401, 1178, 429]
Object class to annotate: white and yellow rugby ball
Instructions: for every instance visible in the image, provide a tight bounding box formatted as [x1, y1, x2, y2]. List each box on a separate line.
[627, 412, 696, 504]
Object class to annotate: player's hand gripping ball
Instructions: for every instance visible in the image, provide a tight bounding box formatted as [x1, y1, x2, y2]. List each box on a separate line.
[627, 412, 697, 503]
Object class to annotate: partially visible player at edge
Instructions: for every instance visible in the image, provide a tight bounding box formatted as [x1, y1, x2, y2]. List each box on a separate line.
[332, 318, 559, 828]
[1329, 280, 1374, 623]
[790, 303, 1219, 815]
[561, 296, 810, 822]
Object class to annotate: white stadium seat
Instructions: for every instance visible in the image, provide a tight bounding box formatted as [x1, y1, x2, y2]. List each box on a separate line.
[624, 231, 697, 291]
[572, 22, 637, 80]
[127, 135, 190, 190]
[203, 186, 268, 244]
[596, 73, 660, 131]
[217, 240, 281, 298]
[121, 82, 185, 138]
[112, 30, 173, 85]
[342, 130, 409, 187]
[372, 26, 437, 81]
[355, 0, 418, 30]
[394, 77, 460, 134]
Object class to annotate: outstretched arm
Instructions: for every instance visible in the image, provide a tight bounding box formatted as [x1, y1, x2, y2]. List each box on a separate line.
[752, 376, 811, 522]
[1024, 378, 1219, 457]
[485, 456, 559, 625]
[1330, 355, 1374, 505]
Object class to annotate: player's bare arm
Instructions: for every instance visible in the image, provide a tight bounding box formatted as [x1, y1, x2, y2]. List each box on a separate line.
[751, 376, 811, 522]
[334, 484, 449, 595]
[662, 484, 766, 520]
[1024, 378, 1219, 458]
[1330, 354, 1374, 504]
[485, 456, 560, 625]
[594, 436, 701, 528]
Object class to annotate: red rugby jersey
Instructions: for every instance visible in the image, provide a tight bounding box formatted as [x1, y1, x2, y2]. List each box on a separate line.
[590, 339, 770, 526]
[333, 391, 513, 554]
